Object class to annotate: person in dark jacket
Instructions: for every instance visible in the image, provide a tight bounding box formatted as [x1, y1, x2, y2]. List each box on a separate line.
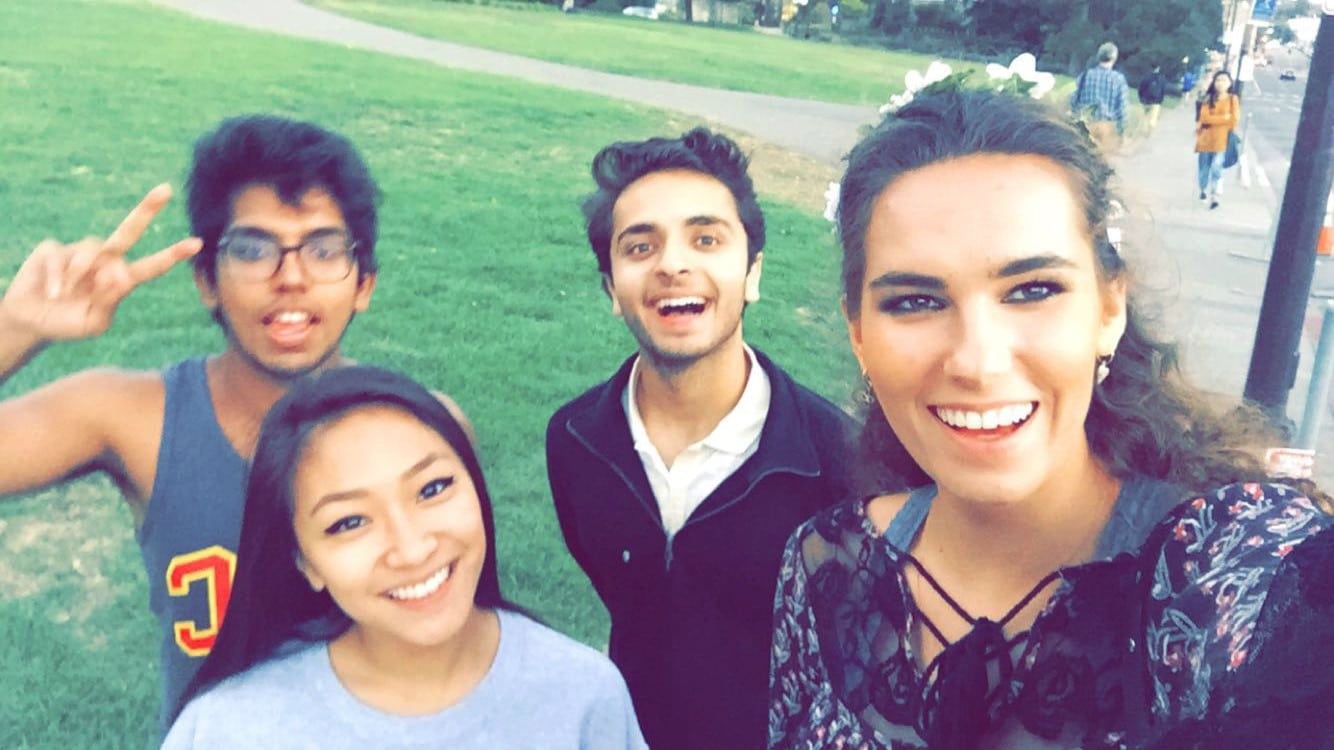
[1137, 64, 1167, 133]
[546, 128, 859, 750]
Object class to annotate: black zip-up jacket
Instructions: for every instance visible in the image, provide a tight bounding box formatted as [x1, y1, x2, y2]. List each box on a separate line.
[546, 350, 857, 750]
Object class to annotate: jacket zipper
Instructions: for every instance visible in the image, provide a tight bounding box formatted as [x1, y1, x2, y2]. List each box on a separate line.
[568, 423, 672, 568]
[569, 424, 821, 572]
[666, 465, 822, 570]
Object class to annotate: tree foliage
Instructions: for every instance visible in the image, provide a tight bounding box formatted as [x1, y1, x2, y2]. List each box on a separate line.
[962, 0, 1222, 81]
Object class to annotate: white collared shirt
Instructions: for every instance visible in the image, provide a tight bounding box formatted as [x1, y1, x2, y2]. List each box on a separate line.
[623, 345, 772, 538]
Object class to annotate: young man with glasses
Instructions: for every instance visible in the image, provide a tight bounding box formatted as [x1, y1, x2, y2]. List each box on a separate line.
[0, 115, 452, 736]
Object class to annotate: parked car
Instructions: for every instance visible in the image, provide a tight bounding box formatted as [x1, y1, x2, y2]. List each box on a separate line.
[1280, 69, 1298, 81]
[622, 5, 658, 19]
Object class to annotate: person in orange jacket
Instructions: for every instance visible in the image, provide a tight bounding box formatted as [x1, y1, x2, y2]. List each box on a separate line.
[1195, 71, 1240, 210]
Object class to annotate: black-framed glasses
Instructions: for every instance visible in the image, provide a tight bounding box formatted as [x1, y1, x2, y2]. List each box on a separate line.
[218, 229, 357, 284]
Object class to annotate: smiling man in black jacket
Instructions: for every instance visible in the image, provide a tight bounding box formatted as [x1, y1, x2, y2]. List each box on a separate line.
[545, 128, 857, 750]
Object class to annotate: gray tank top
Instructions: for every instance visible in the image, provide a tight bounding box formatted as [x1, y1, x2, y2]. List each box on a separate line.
[135, 358, 247, 730]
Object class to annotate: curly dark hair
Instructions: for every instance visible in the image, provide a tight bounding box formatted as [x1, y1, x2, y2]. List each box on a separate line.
[186, 114, 380, 287]
[839, 89, 1287, 497]
[581, 127, 765, 277]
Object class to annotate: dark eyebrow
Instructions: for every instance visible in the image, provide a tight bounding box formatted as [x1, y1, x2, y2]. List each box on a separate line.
[867, 255, 1079, 290]
[867, 272, 945, 290]
[994, 255, 1078, 278]
[308, 453, 444, 516]
[685, 215, 730, 228]
[614, 223, 657, 245]
[224, 226, 348, 242]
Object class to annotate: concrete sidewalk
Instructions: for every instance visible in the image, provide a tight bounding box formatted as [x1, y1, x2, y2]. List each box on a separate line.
[1114, 102, 1334, 486]
[158, 0, 1334, 482]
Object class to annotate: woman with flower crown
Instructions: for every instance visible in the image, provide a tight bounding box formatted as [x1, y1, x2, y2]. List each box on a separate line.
[767, 88, 1333, 750]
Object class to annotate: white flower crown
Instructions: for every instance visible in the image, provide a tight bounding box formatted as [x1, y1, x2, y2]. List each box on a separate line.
[877, 54, 1057, 115]
[827, 58, 1121, 248]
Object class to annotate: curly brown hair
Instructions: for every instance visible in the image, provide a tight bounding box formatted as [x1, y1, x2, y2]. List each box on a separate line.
[839, 90, 1306, 500]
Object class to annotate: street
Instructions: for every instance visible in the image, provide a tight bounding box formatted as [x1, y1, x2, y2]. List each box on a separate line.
[1242, 45, 1312, 207]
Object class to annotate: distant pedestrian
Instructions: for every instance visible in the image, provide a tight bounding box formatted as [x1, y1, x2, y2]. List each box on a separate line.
[1195, 71, 1240, 210]
[1137, 65, 1167, 133]
[1070, 41, 1128, 154]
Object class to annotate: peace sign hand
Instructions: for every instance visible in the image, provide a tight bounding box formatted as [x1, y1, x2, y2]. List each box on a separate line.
[1, 184, 202, 343]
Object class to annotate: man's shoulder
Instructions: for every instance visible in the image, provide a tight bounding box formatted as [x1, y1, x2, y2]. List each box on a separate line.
[755, 353, 854, 431]
[57, 366, 167, 424]
[546, 381, 611, 442]
[550, 380, 610, 420]
[545, 360, 633, 437]
[1089, 65, 1124, 83]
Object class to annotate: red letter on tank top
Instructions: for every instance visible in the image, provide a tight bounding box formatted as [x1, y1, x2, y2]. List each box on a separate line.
[166, 546, 237, 657]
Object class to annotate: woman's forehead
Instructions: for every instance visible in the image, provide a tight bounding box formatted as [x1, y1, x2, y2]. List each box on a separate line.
[864, 154, 1092, 268]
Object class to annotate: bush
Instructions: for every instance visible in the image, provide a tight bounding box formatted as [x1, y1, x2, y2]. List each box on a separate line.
[913, 1, 965, 34]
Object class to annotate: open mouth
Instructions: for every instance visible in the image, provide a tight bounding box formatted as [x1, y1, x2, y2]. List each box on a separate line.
[931, 402, 1036, 435]
[262, 309, 319, 346]
[655, 296, 708, 317]
[384, 563, 453, 602]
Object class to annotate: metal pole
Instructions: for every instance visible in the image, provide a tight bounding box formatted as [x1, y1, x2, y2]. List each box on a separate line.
[1240, 111, 1253, 189]
[1243, 12, 1334, 421]
[1299, 302, 1334, 449]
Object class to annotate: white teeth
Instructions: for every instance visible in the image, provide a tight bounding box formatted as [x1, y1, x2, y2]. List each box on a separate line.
[934, 403, 1035, 431]
[656, 296, 706, 313]
[386, 564, 451, 601]
[272, 311, 311, 325]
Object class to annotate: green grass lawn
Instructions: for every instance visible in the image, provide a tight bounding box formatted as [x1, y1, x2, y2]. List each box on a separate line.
[307, 0, 973, 105]
[0, 0, 855, 746]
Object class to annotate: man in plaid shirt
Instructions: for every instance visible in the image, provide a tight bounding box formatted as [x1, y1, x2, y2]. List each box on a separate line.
[1070, 42, 1128, 153]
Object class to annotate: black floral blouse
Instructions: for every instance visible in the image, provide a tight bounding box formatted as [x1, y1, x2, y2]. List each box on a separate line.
[768, 481, 1333, 749]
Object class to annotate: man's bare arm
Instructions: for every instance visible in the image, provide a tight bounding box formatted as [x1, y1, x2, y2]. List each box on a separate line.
[0, 185, 198, 499]
[0, 369, 159, 499]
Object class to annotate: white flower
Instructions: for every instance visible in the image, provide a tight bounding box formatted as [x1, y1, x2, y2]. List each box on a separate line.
[905, 60, 952, 94]
[987, 53, 1056, 99]
[1009, 53, 1038, 78]
[823, 182, 841, 223]
[882, 60, 951, 114]
[879, 91, 914, 114]
[1026, 71, 1056, 99]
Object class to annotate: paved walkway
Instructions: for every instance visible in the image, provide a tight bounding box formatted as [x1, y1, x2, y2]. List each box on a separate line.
[156, 0, 876, 165]
[157, 0, 1333, 482]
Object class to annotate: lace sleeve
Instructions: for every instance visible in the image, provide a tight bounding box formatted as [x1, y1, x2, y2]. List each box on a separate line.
[769, 520, 823, 748]
[1145, 483, 1329, 725]
[1147, 522, 1333, 749]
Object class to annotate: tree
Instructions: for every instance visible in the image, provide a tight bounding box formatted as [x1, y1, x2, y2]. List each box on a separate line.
[969, 0, 1221, 79]
[969, 0, 1075, 53]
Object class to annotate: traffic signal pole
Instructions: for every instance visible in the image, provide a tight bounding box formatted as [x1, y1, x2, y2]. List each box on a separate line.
[1243, 12, 1334, 422]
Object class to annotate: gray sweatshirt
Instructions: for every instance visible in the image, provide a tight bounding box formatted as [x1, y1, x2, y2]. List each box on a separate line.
[163, 610, 647, 749]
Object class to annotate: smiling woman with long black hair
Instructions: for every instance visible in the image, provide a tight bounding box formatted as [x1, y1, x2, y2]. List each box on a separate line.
[164, 367, 647, 749]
